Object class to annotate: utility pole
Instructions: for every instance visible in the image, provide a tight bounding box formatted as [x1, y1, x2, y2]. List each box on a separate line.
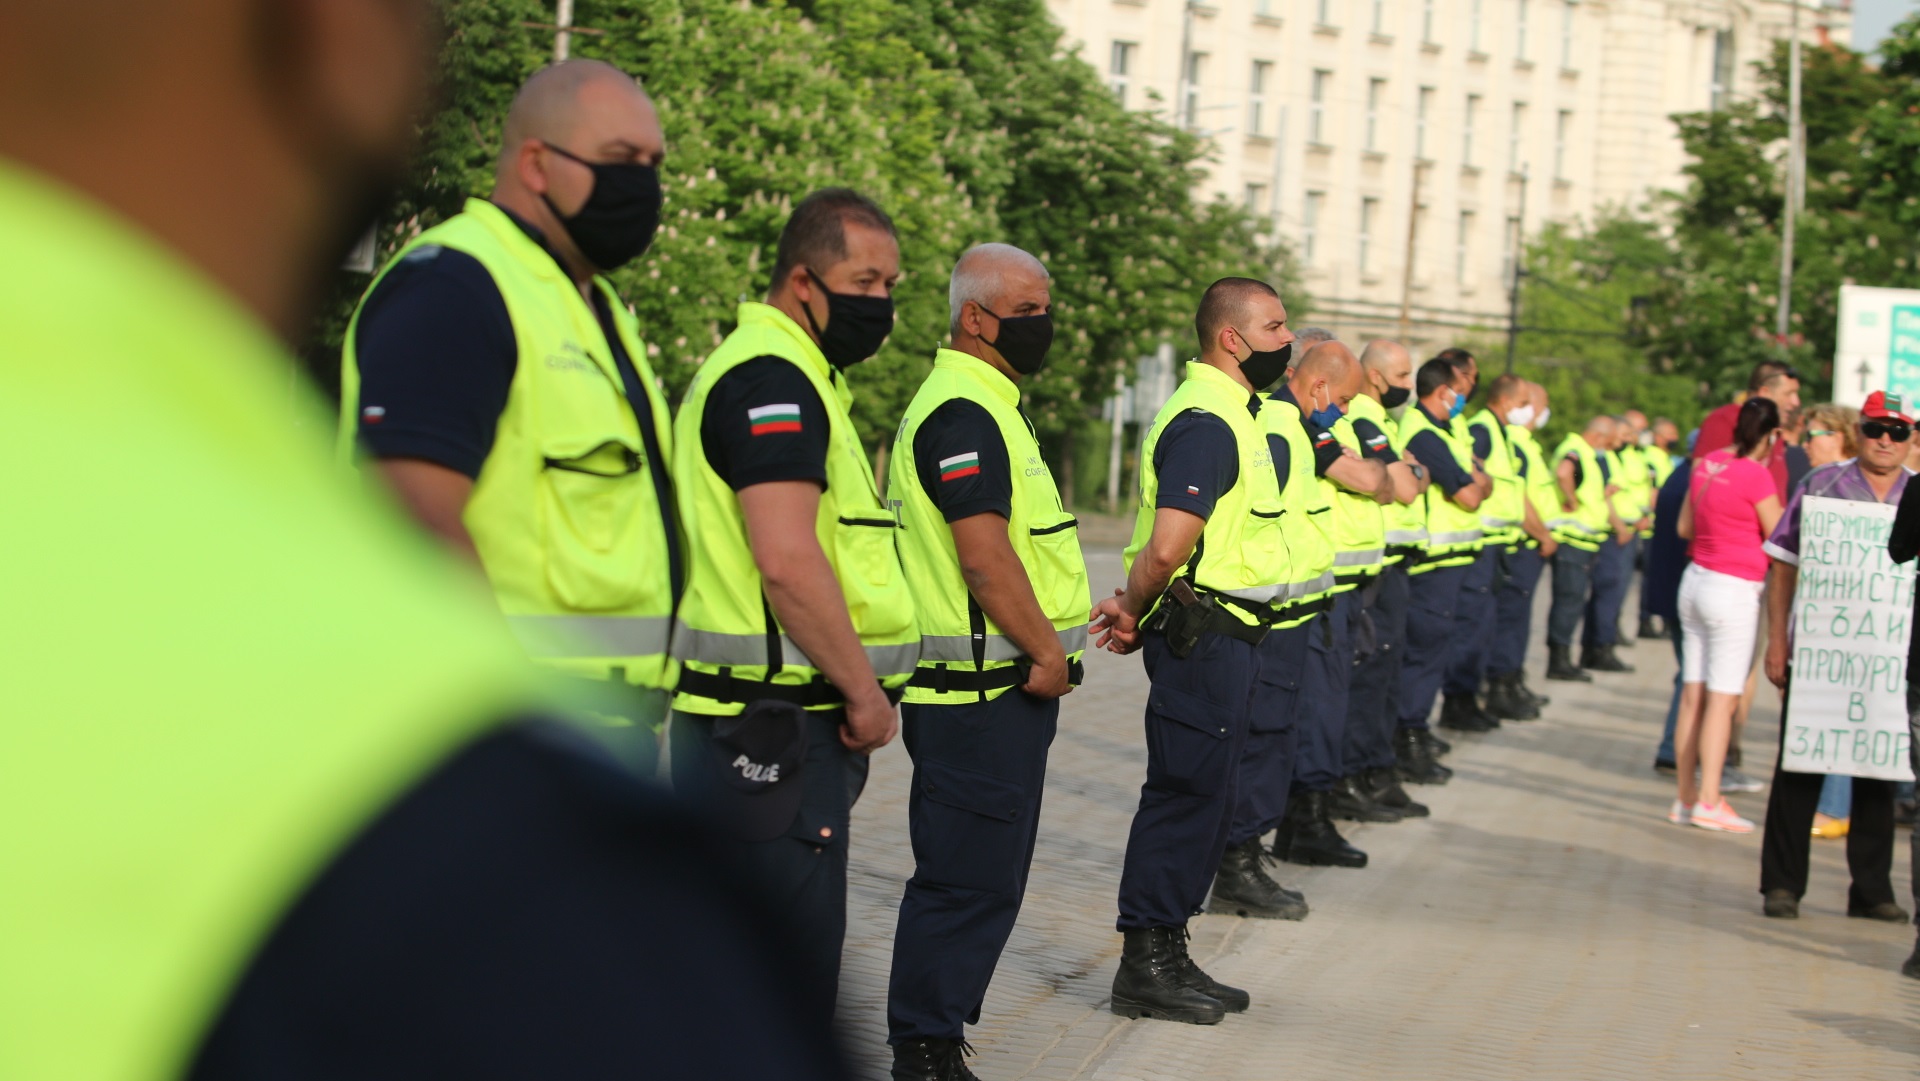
[1175, 1, 1195, 130]
[1106, 371, 1126, 513]
[553, 0, 575, 62]
[1775, 0, 1803, 355]
[1398, 160, 1425, 341]
[1503, 166, 1529, 374]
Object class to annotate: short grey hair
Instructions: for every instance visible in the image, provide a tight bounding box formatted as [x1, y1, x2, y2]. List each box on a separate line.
[1294, 326, 1337, 349]
[949, 243, 1050, 335]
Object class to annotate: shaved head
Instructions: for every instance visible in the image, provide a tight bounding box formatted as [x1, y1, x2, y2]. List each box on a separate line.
[497, 60, 655, 179]
[1359, 339, 1410, 375]
[1585, 415, 1617, 446]
[1290, 340, 1364, 411]
[1195, 277, 1281, 355]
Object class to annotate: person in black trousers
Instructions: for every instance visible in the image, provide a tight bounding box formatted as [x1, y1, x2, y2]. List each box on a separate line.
[1884, 457, 1920, 978]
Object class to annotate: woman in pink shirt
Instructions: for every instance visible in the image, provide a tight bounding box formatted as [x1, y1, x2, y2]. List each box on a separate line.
[1672, 398, 1784, 833]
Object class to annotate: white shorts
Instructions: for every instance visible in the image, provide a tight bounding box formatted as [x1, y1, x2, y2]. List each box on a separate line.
[1678, 563, 1766, 695]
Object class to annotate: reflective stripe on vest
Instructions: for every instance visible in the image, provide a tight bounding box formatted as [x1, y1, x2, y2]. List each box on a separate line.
[1347, 394, 1426, 565]
[1550, 434, 1611, 551]
[1259, 392, 1337, 619]
[507, 614, 672, 658]
[918, 624, 1092, 663]
[1468, 411, 1525, 544]
[1393, 402, 1482, 568]
[1322, 414, 1387, 583]
[671, 621, 922, 675]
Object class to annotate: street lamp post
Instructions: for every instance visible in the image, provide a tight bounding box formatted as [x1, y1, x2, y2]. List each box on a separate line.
[1776, 0, 1803, 356]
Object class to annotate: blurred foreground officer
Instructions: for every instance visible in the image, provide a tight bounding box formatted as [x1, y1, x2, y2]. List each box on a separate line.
[340, 61, 679, 772]
[1544, 416, 1618, 681]
[0, 4, 844, 1080]
[669, 188, 920, 1027]
[1343, 340, 1437, 801]
[885, 245, 1089, 1080]
[1091, 278, 1295, 1025]
[1483, 381, 1559, 719]
[1393, 361, 1489, 761]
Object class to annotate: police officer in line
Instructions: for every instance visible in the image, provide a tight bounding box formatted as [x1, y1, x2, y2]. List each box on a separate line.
[1393, 360, 1492, 752]
[1091, 277, 1298, 1026]
[1609, 409, 1657, 646]
[885, 244, 1089, 1080]
[341, 60, 682, 771]
[1268, 343, 1400, 867]
[1431, 352, 1507, 735]
[1483, 380, 1561, 720]
[3, 7, 844, 1074]
[1582, 416, 1642, 672]
[1210, 340, 1341, 919]
[668, 188, 921, 1028]
[1637, 411, 1682, 640]
[1544, 415, 1621, 681]
[1474, 376, 1551, 721]
[1345, 340, 1444, 798]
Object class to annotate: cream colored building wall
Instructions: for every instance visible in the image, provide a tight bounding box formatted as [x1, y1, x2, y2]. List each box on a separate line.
[1046, 0, 1849, 356]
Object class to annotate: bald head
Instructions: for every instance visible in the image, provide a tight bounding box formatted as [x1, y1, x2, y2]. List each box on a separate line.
[1357, 339, 1413, 404]
[1584, 415, 1617, 447]
[1290, 340, 1364, 413]
[498, 61, 657, 177]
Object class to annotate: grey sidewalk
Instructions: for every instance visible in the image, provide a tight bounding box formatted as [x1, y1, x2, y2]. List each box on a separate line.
[836, 550, 1919, 1079]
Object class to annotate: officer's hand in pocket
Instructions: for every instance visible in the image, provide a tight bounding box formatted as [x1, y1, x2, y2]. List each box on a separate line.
[1022, 654, 1073, 699]
[841, 685, 899, 754]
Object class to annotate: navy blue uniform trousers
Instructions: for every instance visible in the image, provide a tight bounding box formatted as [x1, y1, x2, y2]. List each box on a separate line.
[1583, 535, 1634, 648]
[1295, 591, 1358, 791]
[1396, 561, 1469, 730]
[1489, 544, 1544, 677]
[669, 709, 862, 1029]
[1118, 630, 1260, 930]
[1546, 543, 1597, 647]
[888, 690, 1057, 1043]
[1226, 621, 1313, 847]
[1345, 563, 1409, 772]
[1442, 545, 1500, 696]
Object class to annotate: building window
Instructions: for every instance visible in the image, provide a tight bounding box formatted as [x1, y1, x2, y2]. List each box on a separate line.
[1366, 78, 1386, 151]
[1310, 70, 1332, 144]
[1457, 211, 1475, 284]
[1516, 0, 1529, 60]
[1249, 61, 1272, 136]
[1110, 41, 1134, 108]
[1710, 29, 1735, 111]
[1359, 197, 1380, 275]
[1470, 0, 1483, 52]
[1422, 0, 1436, 43]
[1416, 86, 1433, 159]
[1303, 191, 1324, 263]
[1317, 0, 1334, 26]
[1244, 183, 1269, 214]
[1254, 0, 1274, 14]
[1372, 0, 1386, 35]
[1463, 94, 1480, 166]
[1183, 51, 1205, 130]
[1554, 109, 1571, 180]
[1509, 101, 1526, 173]
[1560, 1, 1576, 68]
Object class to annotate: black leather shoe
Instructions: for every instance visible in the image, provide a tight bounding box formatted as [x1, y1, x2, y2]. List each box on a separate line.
[1438, 692, 1498, 733]
[1484, 672, 1540, 720]
[1546, 645, 1592, 681]
[1330, 774, 1403, 822]
[890, 1038, 977, 1081]
[1166, 924, 1250, 1012]
[1111, 927, 1226, 1024]
[1580, 644, 1634, 672]
[1365, 766, 1431, 817]
[1211, 839, 1309, 919]
[1395, 728, 1453, 785]
[1274, 791, 1369, 868]
[1763, 889, 1799, 919]
[1638, 615, 1668, 640]
[1847, 900, 1911, 923]
[1903, 936, 1920, 980]
[1520, 680, 1551, 708]
[1419, 727, 1453, 757]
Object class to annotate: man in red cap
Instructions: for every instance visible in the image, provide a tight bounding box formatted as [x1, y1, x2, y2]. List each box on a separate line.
[1756, 390, 1914, 923]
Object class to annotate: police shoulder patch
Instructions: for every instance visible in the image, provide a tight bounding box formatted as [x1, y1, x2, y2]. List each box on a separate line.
[400, 244, 445, 265]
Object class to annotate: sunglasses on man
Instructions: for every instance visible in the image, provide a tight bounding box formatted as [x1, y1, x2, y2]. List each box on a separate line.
[1861, 420, 1912, 443]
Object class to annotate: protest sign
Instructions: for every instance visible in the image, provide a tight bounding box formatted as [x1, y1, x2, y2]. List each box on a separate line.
[1781, 495, 1916, 781]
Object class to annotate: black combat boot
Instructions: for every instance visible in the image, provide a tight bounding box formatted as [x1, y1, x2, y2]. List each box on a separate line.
[1638, 614, 1668, 640]
[890, 1038, 978, 1081]
[1364, 765, 1430, 817]
[1394, 728, 1453, 784]
[1330, 773, 1403, 822]
[1111, 927, 1228, 1024]
[1580, 643, 1634, 672]
[1484, 672, 1540, 720]
[1438, 692, 1498, 733]
[1517, 676, 1551, 709]
[1419, 727, 1452, 756]
[1166, 924, 1251, 1012]
[1273, 790, 1369, 868]
[1546, 644, 1591, 681]
[1904, 934, 1920, 980]
[1211, 838, 1309, 919]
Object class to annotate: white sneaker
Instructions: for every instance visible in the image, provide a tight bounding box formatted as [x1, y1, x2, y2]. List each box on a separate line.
[1668, 800, 1693, 825]
[1720, 767, 1765, 793]
[1690, 799, 1755, 834]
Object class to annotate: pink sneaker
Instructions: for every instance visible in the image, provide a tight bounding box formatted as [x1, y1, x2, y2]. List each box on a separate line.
[1690, 799, 1754, 834]
[1668, 800, 1692, 825]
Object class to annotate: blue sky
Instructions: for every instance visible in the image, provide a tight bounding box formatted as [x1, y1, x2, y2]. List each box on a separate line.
[1854, 0, 1919, 52]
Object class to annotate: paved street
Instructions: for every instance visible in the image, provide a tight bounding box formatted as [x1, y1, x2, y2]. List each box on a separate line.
[834, 549, 1919, 1079]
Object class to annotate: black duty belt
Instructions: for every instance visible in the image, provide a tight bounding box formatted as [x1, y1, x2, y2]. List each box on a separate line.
[1386, 544, 1423, 562]
[674, 666, 905, 708]
[907, 657, 1087, 694]
[1145, 602, 1269, 645]
[1269, 594, 1335, 625]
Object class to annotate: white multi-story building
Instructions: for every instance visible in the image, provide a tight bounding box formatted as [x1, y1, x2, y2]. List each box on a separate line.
[1048, 0, 1849, 354]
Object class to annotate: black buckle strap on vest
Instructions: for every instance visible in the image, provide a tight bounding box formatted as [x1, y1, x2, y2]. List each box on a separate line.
[675, 666, 904, 708]
[968, 594, 989, 704]
[908, 656, 1087, 694]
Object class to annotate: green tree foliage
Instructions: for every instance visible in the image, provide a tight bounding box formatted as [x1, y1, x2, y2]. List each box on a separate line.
[310, 0, 1294, 494]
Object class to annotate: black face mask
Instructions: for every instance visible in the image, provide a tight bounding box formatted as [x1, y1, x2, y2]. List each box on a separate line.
[801, 268, 895, 368]
[542, 143, 662, 272]
[1232, 329, 1292, 392]
[1381, 384, 1412, 409]
[981, 307, 1054, 376]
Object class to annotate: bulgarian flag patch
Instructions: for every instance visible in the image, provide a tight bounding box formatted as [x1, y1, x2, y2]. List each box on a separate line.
[748, 403, 802, 435]
[939, 452, 981, 481]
